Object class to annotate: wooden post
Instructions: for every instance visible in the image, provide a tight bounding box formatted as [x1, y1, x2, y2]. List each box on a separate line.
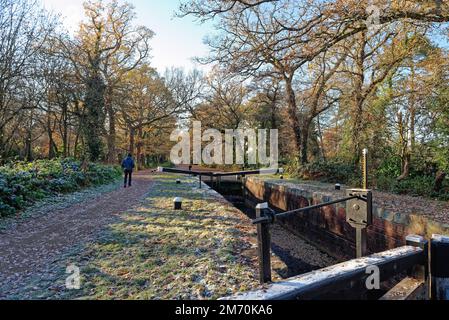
[406, 235, 429, 279]
[431, 234, 449, 300]
[242, 176, 247, 199]
[405, 235, 429, 299]
[256, 202, 272, 284]
[355, 227, 368, 258]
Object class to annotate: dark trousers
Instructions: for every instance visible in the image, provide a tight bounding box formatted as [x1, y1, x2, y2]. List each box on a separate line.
[124, 170, 133, 186]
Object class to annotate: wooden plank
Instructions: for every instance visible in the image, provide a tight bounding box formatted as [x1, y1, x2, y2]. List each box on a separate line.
[379, 277, 427, 300]
[221, 246, 425, 300]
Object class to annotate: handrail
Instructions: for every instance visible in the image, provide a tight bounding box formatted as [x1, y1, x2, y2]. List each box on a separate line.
[157, 167, 284, 177]
[251, 195, 361, 225]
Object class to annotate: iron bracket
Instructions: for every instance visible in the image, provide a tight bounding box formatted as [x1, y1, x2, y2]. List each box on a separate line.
[346, 189, 373, 228]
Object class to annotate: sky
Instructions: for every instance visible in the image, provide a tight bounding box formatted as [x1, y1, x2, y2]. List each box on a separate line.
[42, 0, 214, 73]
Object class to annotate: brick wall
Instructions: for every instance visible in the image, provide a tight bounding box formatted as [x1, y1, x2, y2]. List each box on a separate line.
[245, 177, 449, 260]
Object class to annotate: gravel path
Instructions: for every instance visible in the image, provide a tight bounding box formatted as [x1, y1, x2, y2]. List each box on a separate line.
[0, 170, 153, 298]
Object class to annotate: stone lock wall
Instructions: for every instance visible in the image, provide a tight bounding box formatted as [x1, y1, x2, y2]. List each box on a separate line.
[245, 177, 449, 260]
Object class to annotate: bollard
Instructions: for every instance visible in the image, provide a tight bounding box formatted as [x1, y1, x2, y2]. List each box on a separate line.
[431, 234, 449, 300]
[335, 183, 341, 190]
[256, 202, 272, 284]
[174, 197, 182, 210]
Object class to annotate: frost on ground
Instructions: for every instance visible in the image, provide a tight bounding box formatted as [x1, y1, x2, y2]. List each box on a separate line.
[1, 174, 261, 300]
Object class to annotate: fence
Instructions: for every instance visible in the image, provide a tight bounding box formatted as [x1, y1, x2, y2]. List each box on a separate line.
[223, 237, 427, 300]
[230, 198, 449, 300]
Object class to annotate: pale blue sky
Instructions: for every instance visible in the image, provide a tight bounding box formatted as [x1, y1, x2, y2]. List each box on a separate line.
[42, 0, 214, 72]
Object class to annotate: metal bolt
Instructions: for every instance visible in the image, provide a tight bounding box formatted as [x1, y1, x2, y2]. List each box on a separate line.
[353, 204, 360, 211]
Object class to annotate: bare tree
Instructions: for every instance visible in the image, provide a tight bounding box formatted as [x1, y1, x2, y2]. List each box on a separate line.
[0, 0, 57, 159]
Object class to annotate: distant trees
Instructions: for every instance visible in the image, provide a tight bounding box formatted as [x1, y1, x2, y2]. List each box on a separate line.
[178, 0, 449, 197]
[57, 0, 154, 161]
[1, 0, 448, 198]
[0, 0, 58, 160]
[0, 0, 202, 166]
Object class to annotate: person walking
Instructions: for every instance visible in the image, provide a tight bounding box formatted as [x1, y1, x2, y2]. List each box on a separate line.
[121, 153, 135, 188]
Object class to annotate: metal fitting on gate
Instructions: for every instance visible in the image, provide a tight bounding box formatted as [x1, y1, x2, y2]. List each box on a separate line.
[345, 189, 373, 228]
[253, 203, 276, 224]
[265, 208, 276, 224]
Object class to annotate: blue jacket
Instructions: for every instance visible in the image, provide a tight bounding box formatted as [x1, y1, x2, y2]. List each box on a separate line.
[122, 156, 135, 171]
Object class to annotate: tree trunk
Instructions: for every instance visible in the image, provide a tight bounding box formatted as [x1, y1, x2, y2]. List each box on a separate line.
[83, 58, 105, 162]
[25, 131, 33, 161]
[434, 171, 446, 193]
[62, 102, 69, 158]
[300, 124, 310, 164]
[136, 127, 145, 169]
[25, 110, 33, 161]
[105, 87, 116, 164]
[410, 64, 416, 152]
[284, 76, 302, 164]
[317, 115, 327, 161]
[47, 110, 56, 159]
[74, 120, 82, 159]
[397, 153, 410, 181]
[129, 127, 135, 157]
[397, 111, 410, 181]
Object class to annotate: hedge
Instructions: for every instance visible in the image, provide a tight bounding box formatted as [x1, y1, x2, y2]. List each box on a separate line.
[0, 159, 121, 217]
